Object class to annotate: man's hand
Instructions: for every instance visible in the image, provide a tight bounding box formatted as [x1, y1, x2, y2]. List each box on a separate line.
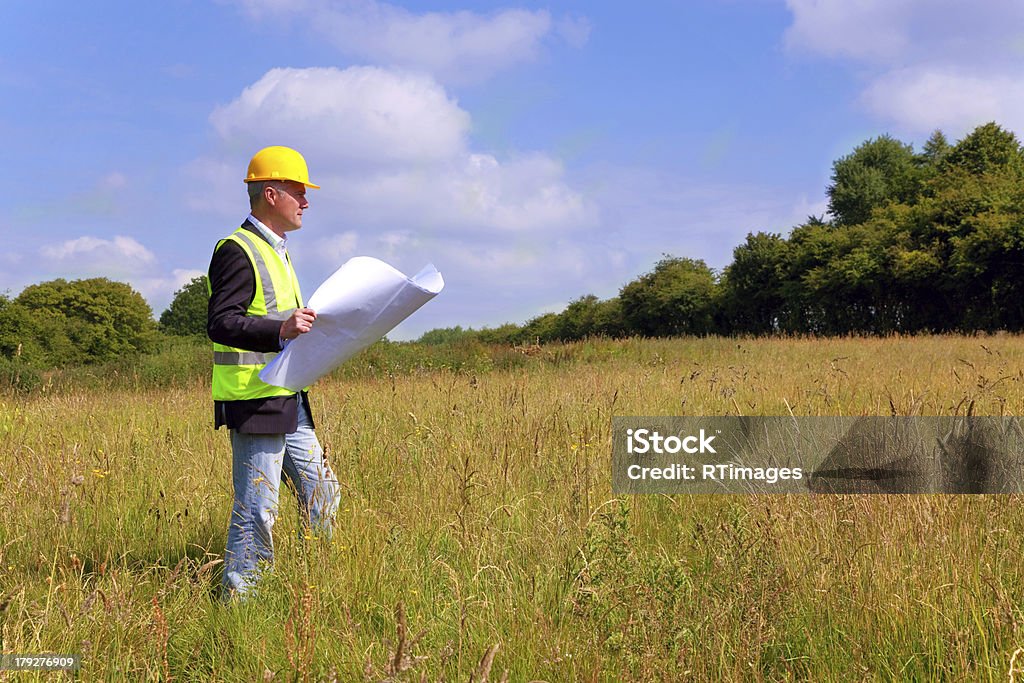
[280, 307, 317, 341]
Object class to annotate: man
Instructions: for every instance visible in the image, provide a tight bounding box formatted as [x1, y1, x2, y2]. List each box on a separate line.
[207, 145, 340, 597]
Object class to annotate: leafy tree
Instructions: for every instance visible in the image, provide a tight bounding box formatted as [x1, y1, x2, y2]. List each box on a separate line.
[948, 210, 1024, 330]
[619, 256, 718, 336]
[416, 326, 477, 345]
[801, 220, 897, 333]
[920, 130, 951, 168]
[0, 299, 43, 391]
[160, 276, 210, 337]
[12, 278, 157, 365]
[551, 295, 598, 341]
[0, 295, 72, 367]
[476, 323, 525, 345]
[591, 297, 627, 337]
[547, 294, 625, 341]
[522, 313, 561, 343]
[720, 232, 790, 334]
[913, 130, 953, 190]
[942, 122, 1024, 176]
[777, 218, 841, 332]
[827, 135, 922, 226]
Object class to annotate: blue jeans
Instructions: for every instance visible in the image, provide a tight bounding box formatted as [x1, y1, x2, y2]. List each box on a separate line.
[221, 397, 340, 597]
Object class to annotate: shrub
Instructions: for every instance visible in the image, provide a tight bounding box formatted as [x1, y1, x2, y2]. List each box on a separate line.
[160, 276, 210, 337]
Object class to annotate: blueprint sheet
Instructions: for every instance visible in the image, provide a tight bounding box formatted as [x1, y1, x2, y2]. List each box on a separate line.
[259, 256, 444, 390]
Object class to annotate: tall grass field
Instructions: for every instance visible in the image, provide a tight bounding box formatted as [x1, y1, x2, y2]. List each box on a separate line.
[2, 335, 1024, 681]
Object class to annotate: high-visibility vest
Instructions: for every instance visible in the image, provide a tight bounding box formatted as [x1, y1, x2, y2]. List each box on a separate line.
[210, 227, 303, 401]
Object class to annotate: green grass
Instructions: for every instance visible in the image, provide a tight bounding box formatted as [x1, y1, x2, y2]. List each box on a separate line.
[2, 335, 1024, 680]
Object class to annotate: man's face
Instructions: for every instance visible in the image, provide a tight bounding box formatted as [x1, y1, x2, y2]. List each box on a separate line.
[266, 180, 309, 232]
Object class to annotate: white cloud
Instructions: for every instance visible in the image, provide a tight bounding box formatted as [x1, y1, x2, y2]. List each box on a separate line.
[784, 0, 1024, 64]
[784, 0, 1024, 136]
[231, 0, 577, 84]
[41, 235, 156, 269]
[200, 66, 593, 237]
[211, 67, 469, 166]
[134, 268, 206, 314]
[33, 237, 204, 316]
[556, 15, 592, 50]
[318, 152, 594, 234]
[172, 268, 205, 288]
[457, 154, 592, 232]
[783, 0, 915, 62]
[861, 68, 1024, 138]
[310, 231, 359, 265]
[135, 269, 205, 302]
[370, 231, 417, 260]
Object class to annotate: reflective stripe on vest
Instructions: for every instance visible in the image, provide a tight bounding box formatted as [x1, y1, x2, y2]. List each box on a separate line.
[210, 226, 303, 401]
[234, 231, 284, 316]
[213, 350, 278, 365]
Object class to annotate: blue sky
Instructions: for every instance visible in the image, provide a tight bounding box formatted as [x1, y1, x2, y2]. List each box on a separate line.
[3, 0, 1023, 339]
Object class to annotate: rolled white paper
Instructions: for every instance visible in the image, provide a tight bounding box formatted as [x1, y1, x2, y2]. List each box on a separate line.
[259, 256, 444, 391]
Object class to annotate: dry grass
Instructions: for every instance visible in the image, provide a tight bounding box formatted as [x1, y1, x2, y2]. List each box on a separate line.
[2, 334, 1024, 680]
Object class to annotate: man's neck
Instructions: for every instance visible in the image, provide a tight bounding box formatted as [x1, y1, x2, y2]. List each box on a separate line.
[250, 210, 286, 239]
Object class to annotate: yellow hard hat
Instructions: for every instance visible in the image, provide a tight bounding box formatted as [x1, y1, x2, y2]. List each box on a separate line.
[244, 146, 320, 189]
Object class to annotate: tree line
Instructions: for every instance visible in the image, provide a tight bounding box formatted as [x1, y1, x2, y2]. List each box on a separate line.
[2, 121, 1023, 381]
[421, 122, 1024, 344]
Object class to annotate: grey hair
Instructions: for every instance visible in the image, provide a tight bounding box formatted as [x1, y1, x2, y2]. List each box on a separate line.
[247, 180, 287, 209]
